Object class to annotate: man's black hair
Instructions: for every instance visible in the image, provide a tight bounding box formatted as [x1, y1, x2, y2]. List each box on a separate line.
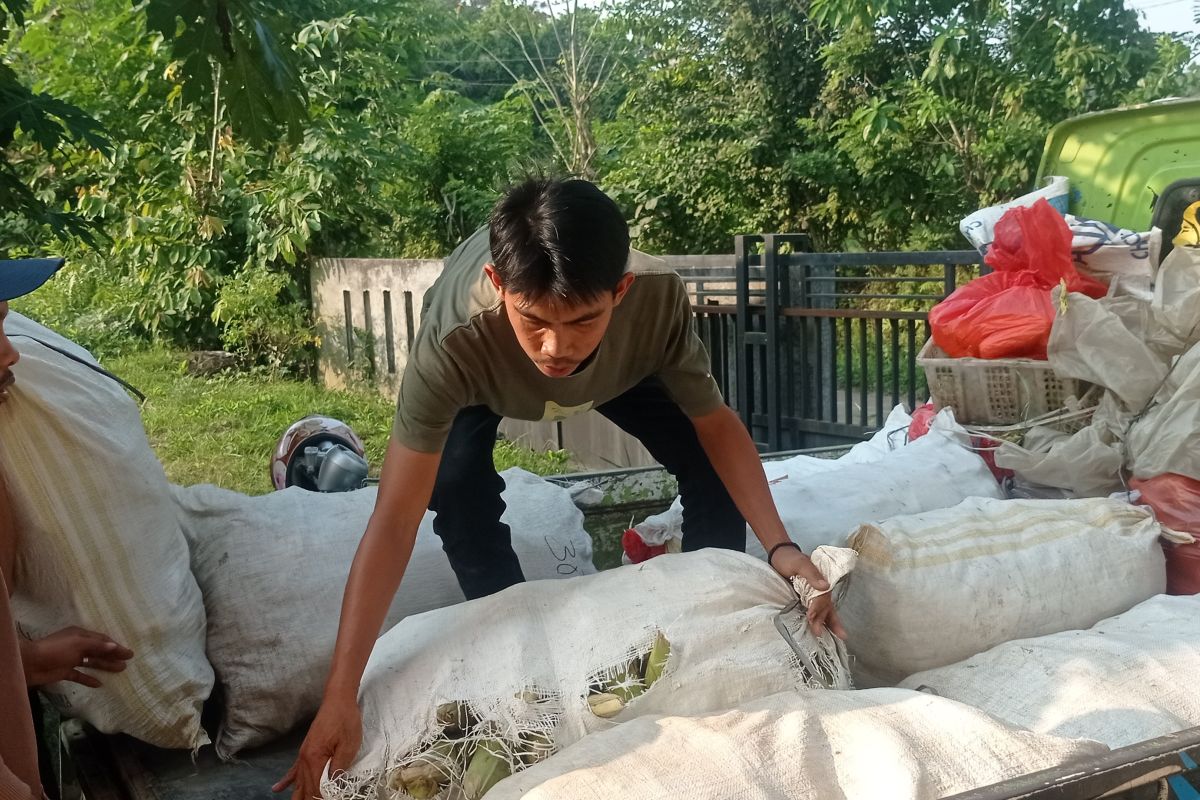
[488, 178, 631, 304]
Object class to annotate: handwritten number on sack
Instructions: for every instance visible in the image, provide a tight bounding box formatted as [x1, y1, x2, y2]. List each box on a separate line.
[545, 536, 578, 575]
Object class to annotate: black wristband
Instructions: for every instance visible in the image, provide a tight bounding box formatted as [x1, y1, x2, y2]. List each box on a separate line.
[767, 541, 802, 569]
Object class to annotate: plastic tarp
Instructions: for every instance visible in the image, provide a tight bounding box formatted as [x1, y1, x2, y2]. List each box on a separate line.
[992, 393, 1130, 497]
[996, 246, 1200, 494]
[1127, 342, 1200, 482]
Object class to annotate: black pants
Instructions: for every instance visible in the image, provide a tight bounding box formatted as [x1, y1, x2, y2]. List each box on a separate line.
[428, 378, 747, 599]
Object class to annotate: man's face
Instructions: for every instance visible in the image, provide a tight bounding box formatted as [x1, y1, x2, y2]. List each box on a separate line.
[485, 267, 635, 378]
[0, 301, 18, 405]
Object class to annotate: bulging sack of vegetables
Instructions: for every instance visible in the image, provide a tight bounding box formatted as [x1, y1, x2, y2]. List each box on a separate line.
[324, 548, 855, 800]
[484, 688, 1108, 800]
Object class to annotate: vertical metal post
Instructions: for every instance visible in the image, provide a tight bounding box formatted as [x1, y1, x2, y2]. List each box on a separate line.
[342, 290, 354, 364]
[763, 235, 781, 452]
[874, 317, 885, 425]
[383, 290, 396, 374]
[827, 317, 838, 423]
[906, 320, 917, 412]
[858, 316, 868, 427]
[362, 290, 374, 375]
[890, 320, 900, 410]
[734, 235, 751, 429]
[843, 318, 853, 425]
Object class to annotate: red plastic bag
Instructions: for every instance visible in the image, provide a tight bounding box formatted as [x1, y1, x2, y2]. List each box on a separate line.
[1129, 473, 1200, 595]
[986, 199, 1108, 298]
[1130, 473, 1200, 533]
[929, 271, 1055, 359]
[909, 403, 936, 440]
[973, 440, 1014, 485]
[1164, 543, 1200, 596]
[622, 528, 666, 564]
[906, 402, 1010, 484]
[931, 199, 1106, 359]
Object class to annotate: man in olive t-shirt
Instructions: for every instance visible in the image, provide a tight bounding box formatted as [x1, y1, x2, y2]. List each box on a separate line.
[278, 178, 845, 800]
[393, 222, 744, 597]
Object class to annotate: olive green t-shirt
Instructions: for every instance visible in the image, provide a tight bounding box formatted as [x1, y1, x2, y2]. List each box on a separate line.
[392, 227, 724, 453]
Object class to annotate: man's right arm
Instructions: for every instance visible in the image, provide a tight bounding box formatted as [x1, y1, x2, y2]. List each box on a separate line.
[323, 438, 441, 701]
[275, 438, 441, 800]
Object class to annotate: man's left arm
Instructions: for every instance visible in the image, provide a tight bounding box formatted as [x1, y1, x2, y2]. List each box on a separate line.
[690, 405, 847, 639]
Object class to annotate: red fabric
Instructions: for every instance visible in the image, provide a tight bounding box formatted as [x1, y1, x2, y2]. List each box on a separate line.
[931, 199, 1106, 360]
[622, 528, 666, 564]
[1130, 474, 1200, 595]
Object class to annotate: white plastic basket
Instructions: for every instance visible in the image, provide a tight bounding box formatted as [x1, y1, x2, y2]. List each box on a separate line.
[917, 339, 1092, 425]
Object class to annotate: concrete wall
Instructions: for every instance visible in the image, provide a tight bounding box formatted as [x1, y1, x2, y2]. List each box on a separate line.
[499, 414, 659, 470]
[311, 254, 736, 469]
[311, 257, 442, 398]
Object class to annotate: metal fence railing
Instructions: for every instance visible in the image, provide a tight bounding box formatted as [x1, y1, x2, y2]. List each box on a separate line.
[314, 248, 985, 457]
[683, 236, 985, 452]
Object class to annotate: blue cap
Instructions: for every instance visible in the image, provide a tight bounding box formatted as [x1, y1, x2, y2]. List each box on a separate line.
[0, 258, 65, 302]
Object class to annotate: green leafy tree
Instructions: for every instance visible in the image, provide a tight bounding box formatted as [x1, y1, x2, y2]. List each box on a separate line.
[380, 88, 540, 255]
[605, 0, 1196, 254]
[429, 0, 630, 180]
[602, 0, 829, 253]
[802, 0, 1200, 250]
[1, 0, 307, 242]
[5, 0, 540, 369]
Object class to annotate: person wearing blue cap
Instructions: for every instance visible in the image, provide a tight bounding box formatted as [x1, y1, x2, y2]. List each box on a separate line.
[1, 258, 134, 800]
[1, 260, 64, 403]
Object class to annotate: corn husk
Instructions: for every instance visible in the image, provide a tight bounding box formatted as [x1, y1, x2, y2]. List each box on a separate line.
[390, 740, 461, 799]
[517, 730, 555, 767]
[436, 701, 475, 738]
[603, 667, 645, 703]
[586, 692, 625, 719]
[642, 632, 671, 688]
[461, 739, 511, 800]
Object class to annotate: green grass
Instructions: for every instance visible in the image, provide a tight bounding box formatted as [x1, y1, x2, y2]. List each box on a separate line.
[106, 348, 570, 495]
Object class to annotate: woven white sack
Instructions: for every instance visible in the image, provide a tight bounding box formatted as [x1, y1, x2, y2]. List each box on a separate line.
[172, 468, 596, 758]
[840, 497, 1166, 686]
[327, 549, 812, 799]
[486, 688, 1108, 800]
[0, 312, 211, 749]
[634, 410, 1003, 557]
[901, 594, 1200, 749]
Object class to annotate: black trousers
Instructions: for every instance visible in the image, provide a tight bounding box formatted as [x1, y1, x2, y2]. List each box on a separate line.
[428, 378, 747, 599]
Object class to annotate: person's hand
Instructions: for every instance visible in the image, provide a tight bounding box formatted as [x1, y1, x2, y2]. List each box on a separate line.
[20, 627, 134, 688]
[770, 546, 848, 640]
[803, 591, 848, 640]
[274, 696, 363, 800]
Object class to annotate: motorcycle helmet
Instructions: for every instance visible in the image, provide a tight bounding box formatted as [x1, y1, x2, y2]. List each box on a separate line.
[271, 415, 369, 492]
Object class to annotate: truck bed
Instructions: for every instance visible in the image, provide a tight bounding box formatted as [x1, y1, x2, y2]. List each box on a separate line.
[62, 721, 299, 800]
[51, 459, 1200, 800]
